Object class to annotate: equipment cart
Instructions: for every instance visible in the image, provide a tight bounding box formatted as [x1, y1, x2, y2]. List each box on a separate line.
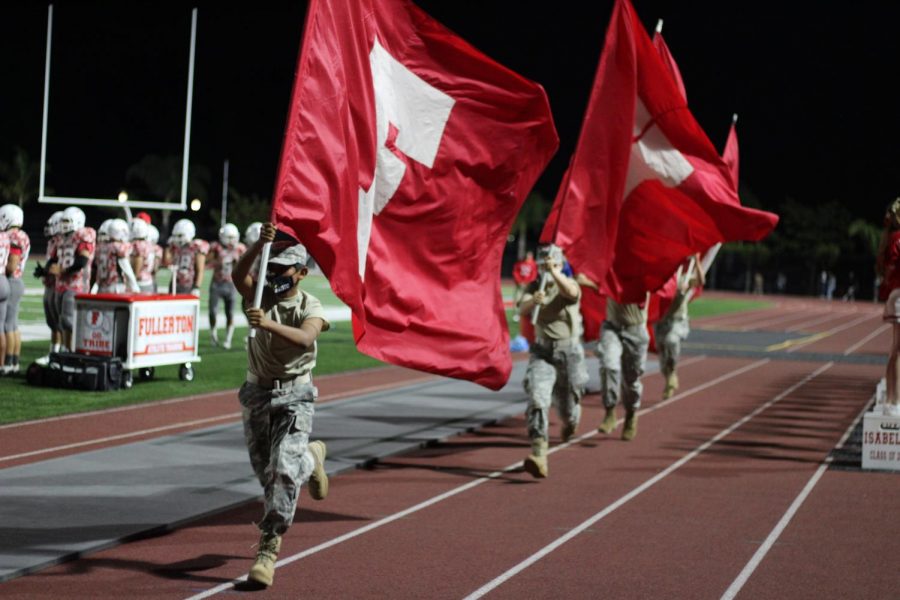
[73, 293, 201, 388]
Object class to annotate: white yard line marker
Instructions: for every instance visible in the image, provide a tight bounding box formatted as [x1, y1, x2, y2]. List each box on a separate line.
[720, 392, 870, 600]
[185, 357, 767, 600]
[462, 362, 832, 600]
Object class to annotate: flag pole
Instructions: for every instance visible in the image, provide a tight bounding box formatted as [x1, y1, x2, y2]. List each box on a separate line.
[655, 19, 663, 34]
[221, 159, 229, 227]
[732, 112, 739, 124]
[248, 242, 272, 339]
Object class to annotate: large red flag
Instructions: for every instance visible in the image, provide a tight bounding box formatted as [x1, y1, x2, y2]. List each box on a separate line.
[652, 28, 687, 102]
[722, 116, 740, 191]
[542, 0, 777, 304]
[271, 0, 558, 390]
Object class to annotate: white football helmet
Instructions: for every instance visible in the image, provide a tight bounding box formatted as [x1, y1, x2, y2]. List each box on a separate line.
[169, 218, 196, 246]
[129, 218, 149, 241]
[46, 211, 64, 237]
[60, 207, 86, 235]
[0, 204, 24, 231]
[97, 219, 114, 243]
[244, 222, 262, 245]
[108, 218, 130, 242]
[219, 223, 240, 247]
[147, 224, 160, 245]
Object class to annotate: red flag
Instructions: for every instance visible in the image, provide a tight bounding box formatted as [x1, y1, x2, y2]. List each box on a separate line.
[652, 30, 687, 102]
[722, 117, 740, 191]
[543, 0, 777, 304]
[271, 0, 558, 390]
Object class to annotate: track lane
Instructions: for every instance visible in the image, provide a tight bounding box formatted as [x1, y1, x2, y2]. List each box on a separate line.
[0, 357, 756, 598]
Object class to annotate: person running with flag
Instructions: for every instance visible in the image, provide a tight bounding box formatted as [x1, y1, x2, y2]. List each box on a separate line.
[517, 243, 588, 478]
[231, 222, 330, 587]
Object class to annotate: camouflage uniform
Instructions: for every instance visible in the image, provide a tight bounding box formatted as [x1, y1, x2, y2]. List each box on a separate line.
[239, 379, 317, 534]
[520, 267, 588, 442]
[242, 287, 329, 535]
[599, 298, 649, 411]
[654, 281, 691, 384]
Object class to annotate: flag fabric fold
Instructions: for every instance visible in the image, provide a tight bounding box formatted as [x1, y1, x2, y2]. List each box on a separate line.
[543, 0, 778, 304]
[271, 0, 559, 390]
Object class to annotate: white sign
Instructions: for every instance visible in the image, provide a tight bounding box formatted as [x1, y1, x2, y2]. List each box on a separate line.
[75, 306, 116, 356]
[862, 412, 900, 471]
[130, 300, 199, 368]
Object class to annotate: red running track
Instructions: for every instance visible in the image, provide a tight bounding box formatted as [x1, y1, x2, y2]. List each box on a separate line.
[1, 293, 897, 599]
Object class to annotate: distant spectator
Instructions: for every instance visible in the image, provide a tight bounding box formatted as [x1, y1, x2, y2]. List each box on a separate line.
[753, 271, 764, 294]
[776, 271, 787, 294]
[512, 251, 538, 304]
[826, 272, 836, 300]
[819, 270, 828, 297]
[842, 271, 856, 302]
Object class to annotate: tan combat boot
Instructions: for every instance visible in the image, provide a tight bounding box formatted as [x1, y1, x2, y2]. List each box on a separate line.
[561, 419, 579, 443]
[307, 440, 329, 501]
[622, 410, 638, 441]
[523, 438, 549, 478]
[662, 371, 679, 399]
[248, 531, 282, 587]
[598, 408, 618, 434]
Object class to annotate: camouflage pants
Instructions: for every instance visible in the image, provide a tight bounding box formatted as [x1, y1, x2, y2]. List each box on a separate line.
[654, 316, 690, 379]
[524, 340, 588, 441]
[599, 320, 649, 411]
[239, 380, 317, 535]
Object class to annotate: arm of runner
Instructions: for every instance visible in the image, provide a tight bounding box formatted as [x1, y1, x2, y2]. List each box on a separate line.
[245, 311, 324, 350]
[233, 222, 275, 301]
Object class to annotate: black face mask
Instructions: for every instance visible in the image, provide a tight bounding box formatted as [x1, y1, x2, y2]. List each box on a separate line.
[267, 272, 295, 295]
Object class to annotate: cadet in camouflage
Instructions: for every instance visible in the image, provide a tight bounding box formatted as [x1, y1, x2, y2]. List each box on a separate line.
[231, 222, 330, 588]
[655, 255, 704, 400]
[597, 295, 650, 441]
[517, 244, 588, 479]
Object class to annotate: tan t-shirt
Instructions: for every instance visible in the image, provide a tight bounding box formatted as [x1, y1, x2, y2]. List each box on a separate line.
[606, 297, 647, 327]
[520, 279, 582, 340]
[248, 288, 330, 380]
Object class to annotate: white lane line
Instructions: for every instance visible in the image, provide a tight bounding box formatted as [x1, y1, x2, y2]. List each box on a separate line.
[786, 313, 878, 353]
[738, 310, 830, 332]
[720, 389, 871, 600]
[842, 323, 890, 356]
[783, 311, 846, 333]
[0, 413, 240, 463]
[184, 358, 768, 600]
[462, 362, 832, 600]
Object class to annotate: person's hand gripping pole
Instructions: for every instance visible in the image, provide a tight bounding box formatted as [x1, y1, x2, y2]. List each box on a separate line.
[248, 223, 275, 339]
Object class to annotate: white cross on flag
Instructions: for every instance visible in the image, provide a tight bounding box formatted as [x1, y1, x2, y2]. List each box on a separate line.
[543, 0, 777, 304]
[271, 0, 558, 389]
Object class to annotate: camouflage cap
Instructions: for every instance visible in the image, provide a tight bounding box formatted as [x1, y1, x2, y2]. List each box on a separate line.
[268, 243, 308, 268]
[536, 243, 564, 264]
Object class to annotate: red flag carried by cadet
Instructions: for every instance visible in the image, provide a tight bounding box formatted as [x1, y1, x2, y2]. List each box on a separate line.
[271, 0, 558, 390]
[542, 0, 777, 304]
[722, 115, 740, 191]
[652, 26, 687, 102]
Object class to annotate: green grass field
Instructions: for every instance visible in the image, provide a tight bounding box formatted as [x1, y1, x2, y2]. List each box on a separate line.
[687, 296, 770, 318]
[0, 280, 768, 425]
[0, 321, 383, 425]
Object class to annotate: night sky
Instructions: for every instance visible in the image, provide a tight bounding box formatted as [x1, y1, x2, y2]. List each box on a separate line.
[1, 1, 899, 231]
